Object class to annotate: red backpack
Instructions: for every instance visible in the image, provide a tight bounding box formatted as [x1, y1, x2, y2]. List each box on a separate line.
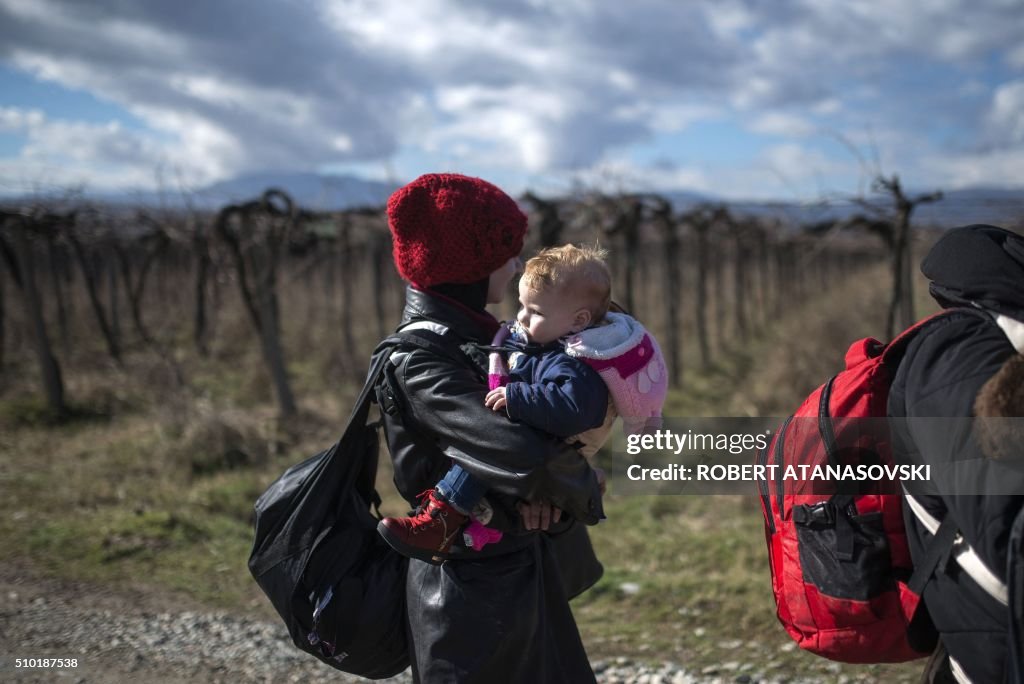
[757, 311, 986, 663]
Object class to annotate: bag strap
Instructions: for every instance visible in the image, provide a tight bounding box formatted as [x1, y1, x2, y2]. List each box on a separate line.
[306, 326, 473, 657]
[904, 490, 1009, 606]
[907, 513, 959, 596]
[895, 309, 1019, 607]
[338, 326, 469, 441]
[330, 326, 472, 515]
[1007, 505, 1024, 683]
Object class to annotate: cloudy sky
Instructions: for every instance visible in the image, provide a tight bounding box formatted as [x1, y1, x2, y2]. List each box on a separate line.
[0, 0, 1022, 201]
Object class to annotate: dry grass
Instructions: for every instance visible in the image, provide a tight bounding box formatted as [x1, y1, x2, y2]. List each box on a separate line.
[0, 248, 942, 681]
[576, 262, 938, 680]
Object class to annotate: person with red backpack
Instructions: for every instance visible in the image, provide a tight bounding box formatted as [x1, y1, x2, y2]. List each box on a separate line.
[888, 225, 1024, 682]
[759, 224, 1024, 683]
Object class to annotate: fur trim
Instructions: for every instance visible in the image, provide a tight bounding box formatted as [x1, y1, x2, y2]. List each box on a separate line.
[973, 354, 1024, 460]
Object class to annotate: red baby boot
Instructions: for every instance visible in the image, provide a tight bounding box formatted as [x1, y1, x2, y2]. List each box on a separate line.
[377, 490, 469, 564]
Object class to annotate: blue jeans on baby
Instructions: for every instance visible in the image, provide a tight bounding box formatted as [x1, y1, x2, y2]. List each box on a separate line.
[435, 463, 488, 515]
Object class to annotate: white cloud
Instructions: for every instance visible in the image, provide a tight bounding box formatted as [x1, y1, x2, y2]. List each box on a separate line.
[651, 104, 722, 133]
[0, 0, 1021, 198]
[988, 80, 1024, 144]
[730, 76, 772, 111]
[1008, 43, 1024, 68]
[0, 106, 220, 192]
[607, 68, 636, 92]
[99, 17, 188, 61]
[1, 0, 415, 183]
[566, 158, 714, 196]
[0, 106, 45, 130]
[925, 146, 1024, 189]
[748, 143, 856, 198]
[702, 1, 755, 39]
[748, 113, 818, 138]
[330, 0, 561, 74]
[610, 102, 720, 133]
[562, 142, 864, 202]
[435, 84, 568, 121]
[429, 83, 575, 171]
[812, 99, 842, 116]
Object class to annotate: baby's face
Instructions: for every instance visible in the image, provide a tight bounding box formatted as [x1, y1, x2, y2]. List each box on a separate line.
[516, 280, 585, 345]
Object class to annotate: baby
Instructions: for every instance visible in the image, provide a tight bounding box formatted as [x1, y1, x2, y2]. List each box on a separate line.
[378, 244, 667, 562]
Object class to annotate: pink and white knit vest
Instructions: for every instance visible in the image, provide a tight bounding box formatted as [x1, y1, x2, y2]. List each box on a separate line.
[488, 313, 667, 436]
[563, 312, 667, 436]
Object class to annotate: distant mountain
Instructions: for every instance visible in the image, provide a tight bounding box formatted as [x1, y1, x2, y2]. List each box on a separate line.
[909, 187, 1024, 228]
[4, 171, 1020, 229]
[191, 171, 398, 210]
[659, 189, 717, 211]
[6, 171, 400, 211]
[679, 187, 1024, 230]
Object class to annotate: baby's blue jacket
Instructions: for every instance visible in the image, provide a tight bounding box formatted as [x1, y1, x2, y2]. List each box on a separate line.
[502, 338, 609, 438]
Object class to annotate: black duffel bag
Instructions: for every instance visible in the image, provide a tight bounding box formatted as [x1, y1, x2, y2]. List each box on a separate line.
[248, 332, 452, 678]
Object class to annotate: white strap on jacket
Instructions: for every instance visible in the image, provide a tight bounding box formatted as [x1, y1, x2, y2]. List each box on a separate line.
[949, 654, 972, 684]
[397, 320, 450, 336]
[903, 309, 1021, 684]
[994, 314, 1024, 354]
[904, 491, 1009, 607]
[389, 321, 451, 365]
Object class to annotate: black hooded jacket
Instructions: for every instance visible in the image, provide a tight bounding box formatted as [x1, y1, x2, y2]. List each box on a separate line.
[888, 225, 1024, 682]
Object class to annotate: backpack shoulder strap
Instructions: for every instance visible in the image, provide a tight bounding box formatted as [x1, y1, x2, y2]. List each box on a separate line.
[382, 326, 469, 367]
[1007, 505, 1024, 680]
[905, 490, 1009, 606]
[337, 326, 473, 510]
[893, 308, 1020, 609]
[338, 326, 466, 444]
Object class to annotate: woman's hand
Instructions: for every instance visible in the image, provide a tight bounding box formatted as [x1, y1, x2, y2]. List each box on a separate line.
[484, 386, 508, 412]
[517, 499, 562, 530]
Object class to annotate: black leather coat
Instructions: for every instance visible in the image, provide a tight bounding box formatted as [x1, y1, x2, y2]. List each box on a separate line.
[374, 286, 604, 683]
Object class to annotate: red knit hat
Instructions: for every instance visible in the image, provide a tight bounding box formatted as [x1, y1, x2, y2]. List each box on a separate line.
[386, 173, 527, 287]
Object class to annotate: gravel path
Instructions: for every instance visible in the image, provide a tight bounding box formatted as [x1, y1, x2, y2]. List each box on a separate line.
[0, 574, 405, 684]
[0, 570, 870, 684]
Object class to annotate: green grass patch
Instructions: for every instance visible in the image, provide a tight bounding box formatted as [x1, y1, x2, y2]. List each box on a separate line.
[188, 473, 268, 523]
[22, 506, 255, 609]
[0, 261, 938, 680]
[579, 494, 922, 679]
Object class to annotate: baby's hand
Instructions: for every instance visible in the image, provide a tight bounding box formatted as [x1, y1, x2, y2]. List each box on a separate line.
[484, 386, 508, 412]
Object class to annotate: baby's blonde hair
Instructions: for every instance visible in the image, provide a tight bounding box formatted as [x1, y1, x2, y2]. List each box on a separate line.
[521, 244, 611, 322]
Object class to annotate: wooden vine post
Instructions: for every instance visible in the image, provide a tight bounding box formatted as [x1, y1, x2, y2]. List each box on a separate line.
[522, 192, 565, 248]
[873, 175, 943, 339]
[649, 196, 683, 385]
[66, 211, 123, 365]
[0, 211, 67, 418]
[214, 189, 299, 417]
[681, 205, 722, 368]
[191, 215, 213, 356]
[603, 196, 643, 315]
[336, 211, 360, 371]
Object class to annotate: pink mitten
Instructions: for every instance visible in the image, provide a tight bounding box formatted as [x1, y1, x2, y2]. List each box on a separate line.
[463, 520, 503, 551]
[488, 324, 513, 390]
